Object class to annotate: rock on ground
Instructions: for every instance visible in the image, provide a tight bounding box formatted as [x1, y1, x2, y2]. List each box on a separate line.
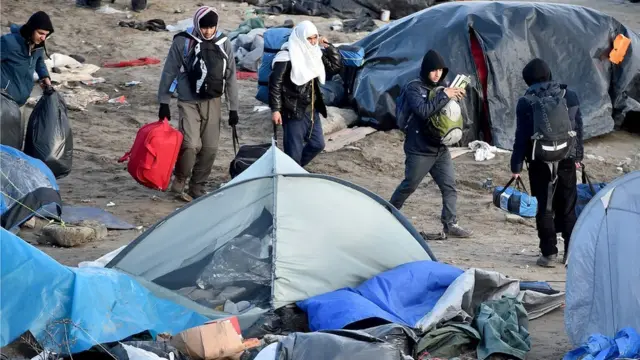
[39, 221, 108, 247]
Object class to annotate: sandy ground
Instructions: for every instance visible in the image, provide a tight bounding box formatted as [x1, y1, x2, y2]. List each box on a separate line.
[2, 0, 639, 358]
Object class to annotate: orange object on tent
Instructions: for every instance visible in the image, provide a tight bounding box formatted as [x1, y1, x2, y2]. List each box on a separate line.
[609, 34, 631, 65]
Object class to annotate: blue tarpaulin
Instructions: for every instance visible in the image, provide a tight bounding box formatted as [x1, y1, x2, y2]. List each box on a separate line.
[0, 228, 208, 354]
[297, 261, 463, 331]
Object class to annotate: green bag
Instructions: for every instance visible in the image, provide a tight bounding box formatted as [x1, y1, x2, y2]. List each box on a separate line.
[426, 86, 463, 146]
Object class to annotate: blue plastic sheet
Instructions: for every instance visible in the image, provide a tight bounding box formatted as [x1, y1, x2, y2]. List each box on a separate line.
[297, 261, 463, 331]
[0, 228, 208, 354]
[563, 328, 640, 360]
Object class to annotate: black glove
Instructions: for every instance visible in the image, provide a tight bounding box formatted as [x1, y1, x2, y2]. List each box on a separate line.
[229, 110, 239, 127]
[158, 104, 171, 121]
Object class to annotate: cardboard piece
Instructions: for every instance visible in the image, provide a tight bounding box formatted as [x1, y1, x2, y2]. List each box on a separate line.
[170, 318, 245, 360]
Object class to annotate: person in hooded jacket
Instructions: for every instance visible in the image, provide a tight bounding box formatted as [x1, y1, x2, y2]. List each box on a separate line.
[157, 6, 239, 200]
[1, 11, 54, 137]
[269, 21, 343, 167]
[511, 58, 584, 268]
[390, 50, 472, 240]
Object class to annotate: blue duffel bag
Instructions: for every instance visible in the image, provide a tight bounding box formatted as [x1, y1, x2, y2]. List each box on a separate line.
[493, 177, 538, 218]
[576, 166, 607, 218]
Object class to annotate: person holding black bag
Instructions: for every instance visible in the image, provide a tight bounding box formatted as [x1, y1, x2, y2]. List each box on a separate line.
[510, 59, 584, 267]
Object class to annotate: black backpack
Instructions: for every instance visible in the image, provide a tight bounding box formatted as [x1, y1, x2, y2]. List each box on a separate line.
[177, 32, 229, 100]
[526, 88, 576, 210]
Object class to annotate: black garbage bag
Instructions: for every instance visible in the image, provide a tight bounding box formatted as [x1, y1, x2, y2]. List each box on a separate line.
[277, 330, 406, 359]
[23, 89, 73, 179]
[0, 91, 24, 150]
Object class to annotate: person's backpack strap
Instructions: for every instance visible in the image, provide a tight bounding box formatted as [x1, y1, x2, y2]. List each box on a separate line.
[169, 30, 199, 93]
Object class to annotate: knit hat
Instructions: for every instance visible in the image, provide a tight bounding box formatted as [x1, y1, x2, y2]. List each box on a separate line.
[522, 58, 552, 87]
[193, 6, 219, 40]
[20, 11, 54, 40]
[420, 49, 449, 86]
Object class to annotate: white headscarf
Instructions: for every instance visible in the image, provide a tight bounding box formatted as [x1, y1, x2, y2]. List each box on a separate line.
[272, 21, 326, 86]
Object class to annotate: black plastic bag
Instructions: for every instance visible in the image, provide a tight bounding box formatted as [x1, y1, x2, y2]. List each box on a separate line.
[0, 92, 24, 150]
[24, 89, 73, 179]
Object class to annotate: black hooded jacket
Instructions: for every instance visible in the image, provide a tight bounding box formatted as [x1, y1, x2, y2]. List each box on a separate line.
[403, 50, 452, 155]
[510, 59, 584, 173]
[19, 11, 54, 55]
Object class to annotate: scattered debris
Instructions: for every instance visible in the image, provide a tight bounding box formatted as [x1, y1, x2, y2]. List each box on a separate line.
[325, 127, 377, 152]
[505, 214, 534, 228]
[468, 140, 511, 161]
[125, 81, 142, 87]
[108, 96, 128, 105]
[106, 202, 116, 207]
[119, 19, 167, 32]
[96, 5, 127, 14]
[81, 78, 106, 86]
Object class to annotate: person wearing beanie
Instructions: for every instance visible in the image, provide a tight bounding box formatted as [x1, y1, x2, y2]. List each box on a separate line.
[269, 20, 343, 167]
[389, 49, 472, 240]
[157, 6, 239, 200]
[511, 58, 584, 268]
[1, 11, 54, 150]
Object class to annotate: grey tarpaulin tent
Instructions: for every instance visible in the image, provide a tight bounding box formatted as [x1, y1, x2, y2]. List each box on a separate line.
[565, 171, 640, 346]
[107, 145, 434, 329]
[351, 1, 640, 149]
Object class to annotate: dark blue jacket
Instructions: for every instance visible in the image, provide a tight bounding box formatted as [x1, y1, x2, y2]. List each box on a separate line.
[1, 24, 49, 106]
[403, 80, 451, 155]
[510, 81, 584, 173]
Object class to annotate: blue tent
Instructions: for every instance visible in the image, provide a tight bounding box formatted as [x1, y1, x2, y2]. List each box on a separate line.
[0, 228, 209, 354]
[0, 145, 61, 231]
[565, 171, 640, 346]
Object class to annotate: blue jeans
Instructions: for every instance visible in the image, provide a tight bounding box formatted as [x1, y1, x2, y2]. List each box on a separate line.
[283, 111, 325, 167]
[390, 148, 458, 225]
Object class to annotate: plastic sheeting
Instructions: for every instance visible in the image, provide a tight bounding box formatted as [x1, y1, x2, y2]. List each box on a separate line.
[23, 89, 74, 179]
[0, 92, 23, 150]
[565, 171, 640, 346]
[257, 0, 443, 20]
[277, 330, 406, 359]
[352, 2, 640, 149]
[297, 261, 463, 331]
[0, 228, 209, 354]
[0, 145, 61, 231]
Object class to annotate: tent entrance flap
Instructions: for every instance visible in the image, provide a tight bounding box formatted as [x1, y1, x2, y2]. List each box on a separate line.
[469, 27, 492, 144]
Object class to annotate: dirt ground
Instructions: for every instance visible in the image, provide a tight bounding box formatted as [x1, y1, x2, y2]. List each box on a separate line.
[2, 0, 639, 358]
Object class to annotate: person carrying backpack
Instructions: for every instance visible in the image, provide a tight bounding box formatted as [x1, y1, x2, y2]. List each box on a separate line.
[510, 58, 584, 268]
[269, 20, 343, 167]
[157, 6, 239, 200]
[390, 49, 472, 240]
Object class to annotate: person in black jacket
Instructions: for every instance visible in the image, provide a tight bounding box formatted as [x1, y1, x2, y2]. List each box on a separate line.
[269, 20, 342, 167]
[390, 50, 472, 240]
[511, 58, 584, 267]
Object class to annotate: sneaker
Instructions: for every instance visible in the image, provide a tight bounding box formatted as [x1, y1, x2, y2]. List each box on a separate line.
[444, 223, 473, 238]
[536, 254, 558, 268]
[170, 177, 186, 194]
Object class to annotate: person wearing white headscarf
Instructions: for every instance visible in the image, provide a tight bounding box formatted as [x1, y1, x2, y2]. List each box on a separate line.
[268, 20, 343, 167]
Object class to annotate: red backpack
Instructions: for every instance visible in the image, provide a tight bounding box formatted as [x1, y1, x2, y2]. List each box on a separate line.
[119, 119, 183, 191]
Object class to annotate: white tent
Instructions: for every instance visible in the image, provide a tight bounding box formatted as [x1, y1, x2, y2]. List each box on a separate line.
[565, 171, 640, 345]
[107, 145, 434, 329]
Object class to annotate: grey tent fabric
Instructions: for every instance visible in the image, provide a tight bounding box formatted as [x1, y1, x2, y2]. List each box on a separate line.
[565, 171, 640, 346]
[107, 146, 434, 330]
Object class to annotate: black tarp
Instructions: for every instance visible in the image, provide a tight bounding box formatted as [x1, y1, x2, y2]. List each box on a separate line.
[256, 0, 445, 20]
[351, 1, 640, 149]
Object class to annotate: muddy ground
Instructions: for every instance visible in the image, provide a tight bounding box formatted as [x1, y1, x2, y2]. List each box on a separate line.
[2, 0, 639, 358]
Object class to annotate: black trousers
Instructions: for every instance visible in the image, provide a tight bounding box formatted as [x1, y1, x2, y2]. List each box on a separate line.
[528, 159, 578, 257]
